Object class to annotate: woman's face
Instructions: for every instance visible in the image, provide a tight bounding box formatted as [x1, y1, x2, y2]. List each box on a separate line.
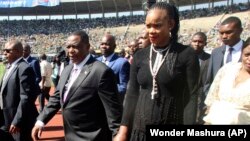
[145, 8, 174, 47]
[242, 45, 250, 72]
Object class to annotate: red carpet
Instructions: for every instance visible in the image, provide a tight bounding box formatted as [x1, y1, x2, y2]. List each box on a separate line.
[36, 87, 65, 141]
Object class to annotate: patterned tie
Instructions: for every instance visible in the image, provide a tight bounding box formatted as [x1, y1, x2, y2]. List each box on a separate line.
[226, 47, 234, 63]
[63, 68, 78, 102]
[0, 64, 11, 109]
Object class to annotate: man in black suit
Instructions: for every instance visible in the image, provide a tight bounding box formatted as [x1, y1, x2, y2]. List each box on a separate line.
[190, 32, 210, 124]
[32, 31, 122, 141]
[0, 40, 38, 141]
[23, 43, 41, 87]
[22, 44, 42, 111]
[205, 16, 243, 95]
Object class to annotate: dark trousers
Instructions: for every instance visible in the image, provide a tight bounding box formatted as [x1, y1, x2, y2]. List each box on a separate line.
[0, 129, 15, 141]
[0, 110, 32, 141]
[0, 128, 33, 141]
[39, 86, 51, 112]
[0, 109, 13, 141]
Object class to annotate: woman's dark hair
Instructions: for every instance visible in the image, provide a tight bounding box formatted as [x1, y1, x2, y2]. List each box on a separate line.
[243, 37, 250, 51]
[148, 2, 180, 43]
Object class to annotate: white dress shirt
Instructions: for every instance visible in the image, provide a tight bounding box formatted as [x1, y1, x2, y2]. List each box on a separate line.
[223, 40, 243, 65]
[102, 53, 115, 66]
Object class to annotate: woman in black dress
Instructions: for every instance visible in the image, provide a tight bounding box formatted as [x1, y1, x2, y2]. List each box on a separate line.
[114, 2, 199, 141]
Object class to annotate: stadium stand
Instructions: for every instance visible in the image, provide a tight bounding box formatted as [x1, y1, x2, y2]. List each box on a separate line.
[0, 0, 249, 56]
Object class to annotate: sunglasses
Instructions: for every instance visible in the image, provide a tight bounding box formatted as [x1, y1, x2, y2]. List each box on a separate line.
[3, 49, 14, 53]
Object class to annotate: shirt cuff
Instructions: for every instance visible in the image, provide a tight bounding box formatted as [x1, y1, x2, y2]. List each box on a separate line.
[35, 120, 45, 127]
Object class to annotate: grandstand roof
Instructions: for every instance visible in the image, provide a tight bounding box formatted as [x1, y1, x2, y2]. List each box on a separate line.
[0, 0, 226, 16]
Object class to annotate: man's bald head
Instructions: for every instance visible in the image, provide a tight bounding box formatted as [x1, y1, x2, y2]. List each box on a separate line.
[23, 43, 31, 58]
[100, 34, 117, 57]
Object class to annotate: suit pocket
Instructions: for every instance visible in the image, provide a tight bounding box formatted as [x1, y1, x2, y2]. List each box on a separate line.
[79, 79, 97, 89]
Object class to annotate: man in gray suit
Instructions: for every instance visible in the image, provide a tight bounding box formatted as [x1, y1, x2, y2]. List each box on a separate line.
[205, 16, 243, 95]
[32, 31, 122, 141]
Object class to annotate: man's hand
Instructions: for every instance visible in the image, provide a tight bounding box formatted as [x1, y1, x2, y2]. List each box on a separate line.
[32, 125, 43, 141]
[9, 125, 20, 134]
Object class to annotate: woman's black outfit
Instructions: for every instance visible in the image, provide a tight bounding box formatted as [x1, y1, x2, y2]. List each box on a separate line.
[121, 42, 200, 141]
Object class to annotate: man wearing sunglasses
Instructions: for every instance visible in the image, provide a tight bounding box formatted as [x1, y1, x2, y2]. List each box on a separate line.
[0, 40, 38, 141]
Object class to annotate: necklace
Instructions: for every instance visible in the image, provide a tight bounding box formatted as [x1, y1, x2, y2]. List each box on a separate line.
[149, 44, 170, 99]
[152, 45, 169, 53]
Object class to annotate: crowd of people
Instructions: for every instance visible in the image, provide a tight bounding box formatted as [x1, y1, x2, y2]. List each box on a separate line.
[0, 1, 250, 141]
[0, 2, 249, 55]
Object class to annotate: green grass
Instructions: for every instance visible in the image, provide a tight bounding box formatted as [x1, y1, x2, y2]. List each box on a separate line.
[0, 63, 5, 80]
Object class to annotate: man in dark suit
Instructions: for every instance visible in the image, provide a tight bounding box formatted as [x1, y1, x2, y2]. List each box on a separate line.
[137, 29, 150, 49]
[0, 40, 38, 141]
[23, 43, 41, 86]
[205, 16, 243, 95]
[32, 31, 122, 141]
[185, 32, 210, 124]
[22, 43, 42, 111]
[97, 34, 130, 103]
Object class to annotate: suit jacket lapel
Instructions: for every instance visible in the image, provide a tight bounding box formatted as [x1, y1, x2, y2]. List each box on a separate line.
[63, 57, 94, 106]
[199, 52, 209, 73]
[108, 54, 118, 68]
[216, 46, 226, 68]
[2, 65, 18, 89]
[60, 64, 73, 103]
[27, 56, 32, 63]
[5, 65, 17, 80]
[1, 59, 23, 92]
[200, 60, 206, 74]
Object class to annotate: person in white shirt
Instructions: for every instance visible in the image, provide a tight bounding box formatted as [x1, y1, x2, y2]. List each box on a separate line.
[51, 56, 61, 87]
[204, 16, 243, 96]
[39, 54, 52, 112]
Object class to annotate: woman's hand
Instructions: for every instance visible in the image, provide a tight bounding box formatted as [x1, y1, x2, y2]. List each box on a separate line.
[113, 125, 129, 141]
